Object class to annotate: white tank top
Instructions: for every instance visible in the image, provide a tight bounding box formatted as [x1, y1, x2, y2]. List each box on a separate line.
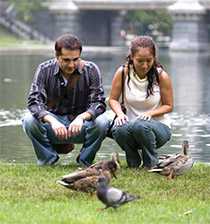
[124, 68, 171, 128]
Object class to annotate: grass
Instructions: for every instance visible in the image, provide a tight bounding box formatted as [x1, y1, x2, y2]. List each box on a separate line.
[0, 162, 210, 224]
[1, 25, 210, 223]
[0, 26, 22, 46]
[0, 26, 47, 47]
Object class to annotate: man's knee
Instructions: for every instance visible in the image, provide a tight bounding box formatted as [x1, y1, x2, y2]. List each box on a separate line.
[95, 113, 110, 134]
[22, 113, 40, 133]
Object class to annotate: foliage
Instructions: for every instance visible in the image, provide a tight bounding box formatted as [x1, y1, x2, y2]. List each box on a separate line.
[8, 0, 44, 22]
[125, 10, 173, 37]
[0, 162, 210, 223]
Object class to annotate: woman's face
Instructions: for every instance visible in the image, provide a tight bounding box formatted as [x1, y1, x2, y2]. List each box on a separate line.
[131, 47, 154, 77]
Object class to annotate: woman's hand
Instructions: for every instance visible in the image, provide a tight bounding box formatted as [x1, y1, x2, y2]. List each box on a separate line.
[114, 114, 129, 126]
[137, 112, 152, 121]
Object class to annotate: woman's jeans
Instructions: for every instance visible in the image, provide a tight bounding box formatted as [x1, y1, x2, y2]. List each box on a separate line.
[22, 112, 109, 166]
[112, 118, 171, 168]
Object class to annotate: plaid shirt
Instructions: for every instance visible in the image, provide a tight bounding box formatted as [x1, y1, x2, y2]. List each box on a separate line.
[27, 58, 106, 121]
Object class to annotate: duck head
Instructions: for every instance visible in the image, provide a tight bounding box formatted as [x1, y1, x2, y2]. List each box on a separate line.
[182, 140, 189, 155]
[102, 160, 119, 179]
[111, 152, 120, 169]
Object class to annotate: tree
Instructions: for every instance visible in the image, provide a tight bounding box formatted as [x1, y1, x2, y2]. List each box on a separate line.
[125, 9, 172, 37]
[8, 0, 44, 22]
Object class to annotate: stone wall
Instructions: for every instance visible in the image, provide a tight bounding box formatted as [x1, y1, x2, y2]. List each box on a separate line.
[31, 10, 55, 40]
[30, 9, 126, 46]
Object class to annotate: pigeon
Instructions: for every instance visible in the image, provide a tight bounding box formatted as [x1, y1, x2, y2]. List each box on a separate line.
[96, 176, 140, 209]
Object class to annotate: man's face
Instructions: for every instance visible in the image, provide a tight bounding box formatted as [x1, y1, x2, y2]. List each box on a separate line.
[57, 48, 81, 76]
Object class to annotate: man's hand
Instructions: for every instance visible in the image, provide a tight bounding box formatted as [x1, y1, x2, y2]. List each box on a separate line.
[43, 114, 68, 140]
[51, 120, 68, 140]
[68, 116, 84, 137]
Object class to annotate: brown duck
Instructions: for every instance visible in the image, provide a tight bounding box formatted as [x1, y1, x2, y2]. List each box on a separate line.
[57, 152, 120, 193]
[148, 140, 194, 179]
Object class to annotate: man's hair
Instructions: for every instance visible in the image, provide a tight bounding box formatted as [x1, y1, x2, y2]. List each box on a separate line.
[55, 33, 82, 56]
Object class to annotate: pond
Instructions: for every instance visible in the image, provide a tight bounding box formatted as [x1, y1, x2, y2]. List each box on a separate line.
[1, 48, 210, 165]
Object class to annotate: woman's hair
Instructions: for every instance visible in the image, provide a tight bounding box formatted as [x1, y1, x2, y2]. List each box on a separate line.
[55, 33, 82, 56]
[126, 35, 162, 98]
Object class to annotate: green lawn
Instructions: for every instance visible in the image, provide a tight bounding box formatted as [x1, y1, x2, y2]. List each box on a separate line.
[0, 26, 46, 47]
[0, 26, 22, 46]
[0, 162, 210, 224]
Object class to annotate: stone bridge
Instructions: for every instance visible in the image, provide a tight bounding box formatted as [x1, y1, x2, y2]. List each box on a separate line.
[48, 0, 210, 51]
[1, 0, 209, 51]
[71, 0, 210, 10]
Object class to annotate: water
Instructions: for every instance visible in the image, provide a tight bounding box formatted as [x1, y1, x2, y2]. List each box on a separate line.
[1, 49, 210, 164]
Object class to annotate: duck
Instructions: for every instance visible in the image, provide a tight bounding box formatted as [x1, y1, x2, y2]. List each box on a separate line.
[57, 152, 120, 193]
[148, 140, 194, 179]
[89, 152, 120, 172]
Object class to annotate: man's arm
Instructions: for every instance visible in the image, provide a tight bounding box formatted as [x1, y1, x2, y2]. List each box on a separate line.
[27, 64, 49, 121]
[67, 62, 106, 137]
[28, 63, 70, 140]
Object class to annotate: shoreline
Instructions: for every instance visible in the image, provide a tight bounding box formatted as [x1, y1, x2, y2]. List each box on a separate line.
[0, 44, 129, 56]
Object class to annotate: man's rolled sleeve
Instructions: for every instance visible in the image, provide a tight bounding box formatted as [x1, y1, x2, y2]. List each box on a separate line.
[87, 102, 106, 119]
[87, 62, 106, 119]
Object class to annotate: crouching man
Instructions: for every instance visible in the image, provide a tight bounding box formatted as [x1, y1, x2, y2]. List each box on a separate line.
[22, 33, 109, 166]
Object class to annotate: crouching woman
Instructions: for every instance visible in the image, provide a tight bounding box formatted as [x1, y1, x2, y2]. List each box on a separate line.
[108, 36, 173, 169]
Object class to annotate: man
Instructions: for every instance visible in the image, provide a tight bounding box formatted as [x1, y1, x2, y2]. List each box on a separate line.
[22, 33, 109, 166]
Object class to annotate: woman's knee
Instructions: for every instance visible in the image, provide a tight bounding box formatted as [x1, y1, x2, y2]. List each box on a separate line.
[132, 120, 150, 135]
[156, 126, 172, 148]
[112, 124, 129, 140]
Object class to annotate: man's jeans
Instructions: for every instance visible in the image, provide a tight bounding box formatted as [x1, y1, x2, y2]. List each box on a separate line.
[112, 118, 171, 168]
[22, 112, 109, 166]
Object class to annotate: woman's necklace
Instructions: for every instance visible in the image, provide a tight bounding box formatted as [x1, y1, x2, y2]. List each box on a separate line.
[133, 69, 147, 81]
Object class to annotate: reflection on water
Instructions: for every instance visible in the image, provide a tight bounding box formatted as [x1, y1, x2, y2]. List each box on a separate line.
[1, 50, 210, 164]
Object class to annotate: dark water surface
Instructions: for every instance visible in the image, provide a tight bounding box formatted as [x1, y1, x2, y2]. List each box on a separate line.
[1, 49, 210, 164]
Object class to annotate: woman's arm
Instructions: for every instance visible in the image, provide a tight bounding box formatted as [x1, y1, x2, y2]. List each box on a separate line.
[109, 67, 124, 115]
[108, 67, 129, 125]
[144, 70, 173, 118]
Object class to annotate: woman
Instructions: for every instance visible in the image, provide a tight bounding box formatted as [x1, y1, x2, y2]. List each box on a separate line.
[109, 36, 173, 169]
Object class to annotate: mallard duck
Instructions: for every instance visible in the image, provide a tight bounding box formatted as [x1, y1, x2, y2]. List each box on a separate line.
[148, 140, 194, 179]
[57, 152, 120, 193]
[89, 152, 120, 173]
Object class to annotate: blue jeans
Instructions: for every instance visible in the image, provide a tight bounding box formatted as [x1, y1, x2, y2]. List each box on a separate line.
[112, 118, 171, 168]
[22, 112, 109, 166]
